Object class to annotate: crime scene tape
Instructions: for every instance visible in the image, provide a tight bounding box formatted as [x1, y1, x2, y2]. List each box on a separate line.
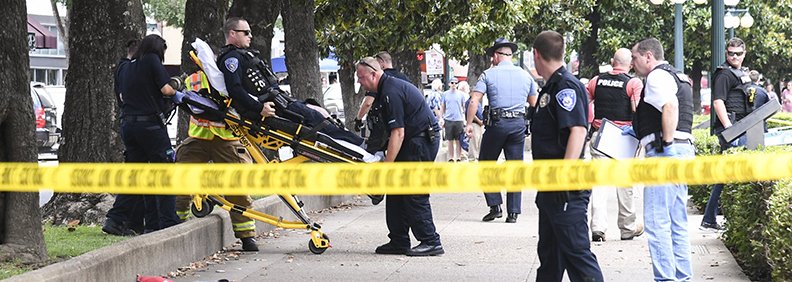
[1, 152, 791, 195]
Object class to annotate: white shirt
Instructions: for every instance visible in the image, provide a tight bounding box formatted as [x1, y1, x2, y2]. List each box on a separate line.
[644, 61, 678, 112]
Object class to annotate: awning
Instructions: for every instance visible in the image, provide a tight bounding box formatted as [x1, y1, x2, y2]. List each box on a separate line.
[27, 16, 57, 49]
[271, 56, 287, 73]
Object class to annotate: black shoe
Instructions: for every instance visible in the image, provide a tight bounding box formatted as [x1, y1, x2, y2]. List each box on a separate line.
[368, 194, 384, 205]
[699, 221, 724, 231]
[592, 231, 606, 242]
[375, 242, 409, 255]
[102, 218, 136, 236]
[406, 243, 444, 256]
[482, 205, 502, 222]
[505, 213, 518, 223]
[241, 237, 259, 251]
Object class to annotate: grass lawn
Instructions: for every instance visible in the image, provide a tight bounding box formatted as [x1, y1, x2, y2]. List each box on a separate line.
[0, 224, 128, 280]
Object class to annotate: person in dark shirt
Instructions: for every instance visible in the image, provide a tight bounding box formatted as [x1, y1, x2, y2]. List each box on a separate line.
[356, 56, 444, 257]
[112, 34, 184, 234]
[748, 70, 772, 131]
[354, 51, 410, 129]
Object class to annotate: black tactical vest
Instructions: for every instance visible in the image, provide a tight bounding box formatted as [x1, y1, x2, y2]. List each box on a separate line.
[634, 64, 694, 140]
[593, 72, 633, 122]
[714, 64, 753, 115]
[217, 45, 280, 97]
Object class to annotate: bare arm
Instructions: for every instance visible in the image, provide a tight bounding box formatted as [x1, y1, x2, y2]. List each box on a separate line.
[357, 96, 374, 120]
[528, 95, 538, 107]
[466, 91, 484, 136]
[713, 99, 731, 128]
[385, 127, 405, 162]
[160, 84, 176, 96]
[564, 126, 587, 159]
[662, 98, 679, 143]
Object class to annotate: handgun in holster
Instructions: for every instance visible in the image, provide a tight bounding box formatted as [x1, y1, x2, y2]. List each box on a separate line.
[652, 132, 664, 153]
[482, 105, 491, 126]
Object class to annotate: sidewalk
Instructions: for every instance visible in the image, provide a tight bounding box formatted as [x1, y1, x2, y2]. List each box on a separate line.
[171, 191, 748, 281]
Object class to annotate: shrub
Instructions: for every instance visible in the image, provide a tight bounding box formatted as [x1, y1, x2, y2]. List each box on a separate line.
[688, 128, 721, 210]
[768, 111, 792, 129]
[765, 179, 792, 281]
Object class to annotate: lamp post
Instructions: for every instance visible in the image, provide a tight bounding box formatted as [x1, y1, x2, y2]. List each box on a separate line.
[651, 0, 707, 72]
[724, 8, 754, 38]
[710, 0, 752, 129]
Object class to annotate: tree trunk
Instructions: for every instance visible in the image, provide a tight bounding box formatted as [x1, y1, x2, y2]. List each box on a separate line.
[228, 0, 281, 66]
[579, 5, 600, 79]
[392, 50, 423, 90]
[0, 0, 48, 264]
[281, 0, 321, 102]
[43, 0, 145, 226]
[691, 60, 703, 114]
[176, 0, 229, 145]
[339, 59, 363, 131]
[466, 52, 490, 88]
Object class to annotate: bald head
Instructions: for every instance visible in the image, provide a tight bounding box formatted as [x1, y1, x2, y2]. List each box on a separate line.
[612, 48, 632, 68]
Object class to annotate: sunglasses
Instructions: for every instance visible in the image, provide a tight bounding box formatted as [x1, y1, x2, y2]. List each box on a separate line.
[234, 29, 252, 36]
[727, 51, 745, 57]
[358, 60, 377, 71]
[495, 51, 513, 56]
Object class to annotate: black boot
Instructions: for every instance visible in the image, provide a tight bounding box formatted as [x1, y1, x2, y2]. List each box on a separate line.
[505, 213, 518, 223]
[368, 194, 384, 205]
[482, 205, 502, 222]
[241, 237, 259, 251]
[102, 218, 136, 236]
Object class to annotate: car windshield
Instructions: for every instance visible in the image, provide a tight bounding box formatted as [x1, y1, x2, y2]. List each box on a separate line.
[34, 87, 54, 108]
[30, 89, 42, 110]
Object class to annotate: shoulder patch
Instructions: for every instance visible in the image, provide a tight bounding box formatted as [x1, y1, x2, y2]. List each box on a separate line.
[556, 88, 577, 112]
[224, 57, 239, 73]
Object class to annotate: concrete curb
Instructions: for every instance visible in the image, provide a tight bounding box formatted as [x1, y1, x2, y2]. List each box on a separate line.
[4, 195, 354, 282]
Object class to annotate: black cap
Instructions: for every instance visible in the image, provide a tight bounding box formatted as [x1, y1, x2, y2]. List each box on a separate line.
[486, 38, 518, 56]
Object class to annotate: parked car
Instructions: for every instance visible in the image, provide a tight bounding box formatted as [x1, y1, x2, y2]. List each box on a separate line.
[30, 82, 60, 153]
[323, 83, 345, 123]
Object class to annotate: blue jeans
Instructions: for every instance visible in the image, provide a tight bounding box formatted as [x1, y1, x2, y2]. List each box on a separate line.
[480, 118, 525, 213]
[702, 134, 746, 225]
[644, 142, 695, 281]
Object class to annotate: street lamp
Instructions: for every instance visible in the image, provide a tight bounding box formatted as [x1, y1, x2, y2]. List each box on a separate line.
[651, 0, 705, 72]
[724, 9, 753, 38]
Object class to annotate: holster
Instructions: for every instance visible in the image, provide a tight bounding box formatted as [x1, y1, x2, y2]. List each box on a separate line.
[653, 132, 664, 153]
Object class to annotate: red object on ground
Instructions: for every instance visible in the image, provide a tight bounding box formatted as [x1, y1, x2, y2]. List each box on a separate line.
[136, 275, 173, 282]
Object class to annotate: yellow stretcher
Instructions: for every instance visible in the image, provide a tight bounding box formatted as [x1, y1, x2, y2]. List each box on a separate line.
[181, 49, 367, 254]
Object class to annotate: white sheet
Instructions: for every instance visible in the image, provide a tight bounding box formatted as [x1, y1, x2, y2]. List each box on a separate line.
[191, 38, 228, 96]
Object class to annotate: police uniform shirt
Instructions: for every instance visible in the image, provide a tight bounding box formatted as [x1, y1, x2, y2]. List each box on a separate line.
[531, 66, 588, 160]
[121, 53, 171, 116]
[365, 68, 410, 98]
[114, 58, 132, 104]
[712, 63, 750, 127]
[376, 74, 436, 138]
[474, 60, 537, 113]
[218, 45, 264, 116]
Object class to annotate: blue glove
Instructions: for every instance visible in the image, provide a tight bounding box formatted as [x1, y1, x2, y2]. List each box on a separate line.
[171, 91, 186, 104]
[620, 125, 635, 137]
[662, 143, 681, 156]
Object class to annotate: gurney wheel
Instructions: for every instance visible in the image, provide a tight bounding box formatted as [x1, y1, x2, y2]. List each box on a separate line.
[191, 199, 214, 218]
[308, 234, 329, 254]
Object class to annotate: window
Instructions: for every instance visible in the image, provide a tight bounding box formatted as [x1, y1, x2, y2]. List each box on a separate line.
[46, 69, 58, 86]
[29, 68, 66, 86]
[34, 69, 46, 83]
[31, 25, 66, 56]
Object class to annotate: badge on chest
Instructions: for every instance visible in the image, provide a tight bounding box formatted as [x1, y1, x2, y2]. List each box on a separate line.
[539, 94, 550, 108]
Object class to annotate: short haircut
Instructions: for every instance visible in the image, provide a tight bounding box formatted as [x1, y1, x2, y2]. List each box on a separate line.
[727, 37, 746, 50]
[356, 56, 382, 72]
[223, 17, 245, 38]
[634, 38, 665, 61]
[749, 70, 761, 82]
[533, 30, 564, 61]
[374, 51, 393, 64]
[133, 34, 167, 61]
[125, 39, 139, 56]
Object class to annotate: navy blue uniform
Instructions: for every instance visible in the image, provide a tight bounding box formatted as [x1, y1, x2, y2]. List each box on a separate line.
[374, 74, 442, 249]
[106, 57, 146, 234]
[531, 66, 603, 282]
[217, 45, 267, 120]
[116, 53, 180, 233]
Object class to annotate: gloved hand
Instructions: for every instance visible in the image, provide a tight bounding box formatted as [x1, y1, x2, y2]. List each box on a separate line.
[620, 125, 635, 137]
[171, 91, 186, 104]
[374, 151, 386, 162]
[354, 118, 364, 132]
[662, 142, 681, 156]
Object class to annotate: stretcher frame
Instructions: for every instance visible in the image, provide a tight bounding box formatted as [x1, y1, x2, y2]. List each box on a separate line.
[184, 50, 363, 254]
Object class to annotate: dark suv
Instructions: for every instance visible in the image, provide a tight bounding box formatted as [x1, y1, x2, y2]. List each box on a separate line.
[30, 82, 60, 153]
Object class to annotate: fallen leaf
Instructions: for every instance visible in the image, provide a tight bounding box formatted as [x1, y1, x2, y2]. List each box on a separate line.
[473, 241, 484, 244]
[216, 270, 226, 273]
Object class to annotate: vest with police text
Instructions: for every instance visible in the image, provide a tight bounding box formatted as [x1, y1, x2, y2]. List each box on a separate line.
[634, 64, 694, 140]
[593, 72, 633, 122]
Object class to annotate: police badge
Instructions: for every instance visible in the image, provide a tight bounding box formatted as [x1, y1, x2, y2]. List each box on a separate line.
[557, 89, 576, 111]
[539, 94, 550, 108]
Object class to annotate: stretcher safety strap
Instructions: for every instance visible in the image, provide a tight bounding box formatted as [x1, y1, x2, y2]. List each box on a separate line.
[1, 152, 791, 195]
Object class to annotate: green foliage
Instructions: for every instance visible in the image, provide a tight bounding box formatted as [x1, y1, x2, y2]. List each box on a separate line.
[768, 111, 792, 129]
[720, 145, 792, 281]
[765, 179, 792, 281]
[143, 0, 187, 27]
[0, 261, 32, 280]
[688, 127, 721, 210]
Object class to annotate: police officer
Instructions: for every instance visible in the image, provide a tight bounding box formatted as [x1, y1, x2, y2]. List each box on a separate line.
[586, 48, 644, 242]
[113, 34, 184, 234]
[354, 51, 410, 130]
[531, 30, 603, 282]
[748, 70, 771, 131]
[465, 38, 537, 223]
[630, 37, 695, 282]
[355, 57, 444, 257]
[702, 38, 751, 231]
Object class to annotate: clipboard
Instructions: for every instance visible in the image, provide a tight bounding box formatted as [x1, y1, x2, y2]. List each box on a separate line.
[591, 118, 639, 159]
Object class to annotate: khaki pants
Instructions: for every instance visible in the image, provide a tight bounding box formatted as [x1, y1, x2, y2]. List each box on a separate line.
[468, 123, 484, 161]
[175, 137, 256, 238]
[587, 131, 640, 238]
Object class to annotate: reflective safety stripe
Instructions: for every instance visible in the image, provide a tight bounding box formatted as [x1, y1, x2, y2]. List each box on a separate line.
[185, 71, 238, 140]
[176, 210, 191, 220]
[232, 221, 256, 232]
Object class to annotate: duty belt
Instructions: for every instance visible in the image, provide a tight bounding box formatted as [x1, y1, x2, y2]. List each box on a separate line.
[123, 114, 163, 123]
[492, 109, 525, 119]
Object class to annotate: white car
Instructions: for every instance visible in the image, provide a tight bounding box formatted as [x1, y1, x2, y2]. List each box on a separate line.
[323, 83, 345, 122]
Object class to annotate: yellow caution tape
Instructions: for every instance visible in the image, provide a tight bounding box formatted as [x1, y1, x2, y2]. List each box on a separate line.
[1, 153, 791, 195]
